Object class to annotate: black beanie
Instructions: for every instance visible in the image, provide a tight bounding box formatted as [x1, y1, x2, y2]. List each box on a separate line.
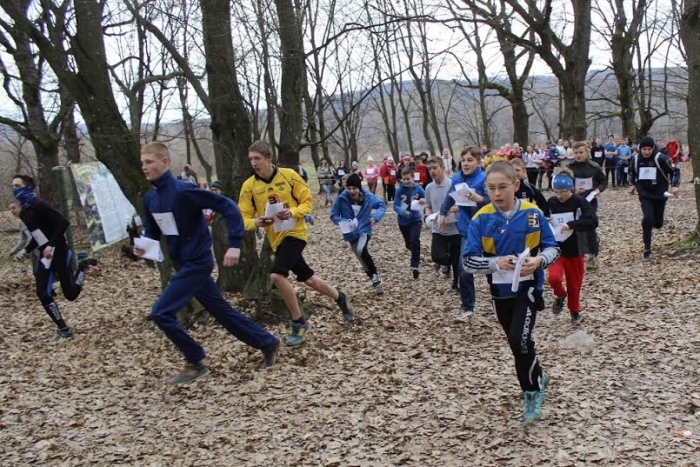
[346, 173, 362, 189]
[211, 180, 224, 190]
[639, 136, 655, 150]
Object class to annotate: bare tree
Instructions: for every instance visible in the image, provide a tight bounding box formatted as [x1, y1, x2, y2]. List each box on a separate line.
[679, 0, 700, 237]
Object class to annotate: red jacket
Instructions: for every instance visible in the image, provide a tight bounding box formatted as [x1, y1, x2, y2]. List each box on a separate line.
[380, 163, 398, 185]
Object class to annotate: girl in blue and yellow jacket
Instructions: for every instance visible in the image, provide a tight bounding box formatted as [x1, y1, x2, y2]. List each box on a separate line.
[330, 173, 387, 295]
[463, 161, 560, 425]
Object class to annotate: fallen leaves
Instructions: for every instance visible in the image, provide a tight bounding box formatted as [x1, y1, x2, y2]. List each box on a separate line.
[0, 169, 699, 465]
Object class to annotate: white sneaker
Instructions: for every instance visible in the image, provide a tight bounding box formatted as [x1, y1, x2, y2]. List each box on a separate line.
[454, 310, 475, 322]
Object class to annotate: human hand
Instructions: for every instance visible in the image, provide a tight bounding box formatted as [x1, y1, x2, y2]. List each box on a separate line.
[576, 187, 586, 195]
[133, 246, 145, 257]
[223, 247, 241, 267]
[468, 192, 483, 203]
[520, 256, 543, 275]
[560, 224, 571, 233]
[256, 217, 274, 228]
[496, 255, 517, 271]
[437, 215, 445, 232]
[671, 187, 680, 196]
[43, 246, 54, 259]
[276, 209, 292, 220]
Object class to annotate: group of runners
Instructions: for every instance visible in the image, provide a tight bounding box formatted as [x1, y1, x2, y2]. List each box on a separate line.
[7, 134, 680, 423]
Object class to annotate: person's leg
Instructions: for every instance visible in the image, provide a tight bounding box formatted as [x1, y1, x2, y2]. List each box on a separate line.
[653, 199, 667, 229]
[527, 169, 538, 185]
[640, 197, 656, 251]
[195, 276, 278, 350]
[387, 184, 395, 201]
[431, 233, 450, 267]
[459, 237, 476, 312]
[547, 257, 566, 298]
[587, 199, 600, 261]
[53, 247, 84, 302]
[565, 256, 585, 315]
[35, 266, 70, 332]
[399, 225, 411, 251]
[150, 261, 211, 364]
[496, 288, 544, 392]
[351, 239, 377, 279]
[408, 222, 421, 269]
[270, 239, 309, 321]
[321, 184, 332, 205]
[448, 235, 462, 287]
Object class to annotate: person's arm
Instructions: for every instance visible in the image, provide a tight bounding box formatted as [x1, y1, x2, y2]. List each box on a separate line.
[9, 224, 31, 256]
[533, 188, 550, 217]
[462, 217, 503, 274]
[593, 164, 607, 192]
[393, 186, 408, 217]
[370, 194, 387, 223]
[329, 197, 344, 225]
[567, 198, 598, 232]
[35, 202, 70, 249]
[237, 179, 259, 231]
[185, 188, 245, 248]
[288, 172, 314, 219]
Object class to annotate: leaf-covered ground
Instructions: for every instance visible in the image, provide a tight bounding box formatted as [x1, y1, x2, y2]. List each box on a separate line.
[1, 171, 699, 466]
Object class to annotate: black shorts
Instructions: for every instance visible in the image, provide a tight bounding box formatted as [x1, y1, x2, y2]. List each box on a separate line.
[271, 237, 315, 282]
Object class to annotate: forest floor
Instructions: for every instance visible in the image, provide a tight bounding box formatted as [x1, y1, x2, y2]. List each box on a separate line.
[1, 167, 699, 466]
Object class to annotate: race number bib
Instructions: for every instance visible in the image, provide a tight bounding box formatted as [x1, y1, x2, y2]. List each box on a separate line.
[351, 205, 361, 216]
[492, 270, 533, 285]
[638, 167, 657, 180]
[414, 172, 420, 181]
[152, 212, 179, 235]
[575, 178, 593, 191]
[550, 212, 575, 242]
[390, 170, 396, 176]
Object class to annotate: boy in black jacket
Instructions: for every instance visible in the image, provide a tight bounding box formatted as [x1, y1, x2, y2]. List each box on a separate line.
[11, 174, 96, 340]
[629, 136, 680, 261]
[547, 169, 599, 325]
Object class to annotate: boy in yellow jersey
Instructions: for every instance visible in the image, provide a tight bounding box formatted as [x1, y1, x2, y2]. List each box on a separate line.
[239, 141, 354, 346]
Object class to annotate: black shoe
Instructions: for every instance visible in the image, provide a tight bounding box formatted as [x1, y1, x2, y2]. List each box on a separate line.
[571, 312, 584, 325]
[171, 362, 208, 383]
[642, 250, 652, 261]
[336, 289, 354, 322]
[53, 327, 74, 341]
[552, 294, 566, 315]
[412, 268, 419, 279]
[260, 341, 280, 369]
[78, 258, 98, 272]
[450, 283, 459, 294]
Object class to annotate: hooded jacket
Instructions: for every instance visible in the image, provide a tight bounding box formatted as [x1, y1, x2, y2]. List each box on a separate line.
[330, 189, 386, 242]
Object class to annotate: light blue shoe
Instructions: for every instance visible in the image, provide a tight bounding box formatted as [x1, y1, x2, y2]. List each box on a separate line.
[286, 322, 310, 347]
[523, 391, 539, 425]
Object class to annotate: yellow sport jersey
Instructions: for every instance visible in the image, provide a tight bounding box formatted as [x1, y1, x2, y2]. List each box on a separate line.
[238, 167, 313, 251]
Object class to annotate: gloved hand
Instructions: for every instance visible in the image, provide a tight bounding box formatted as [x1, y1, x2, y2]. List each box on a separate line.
[13, 251, 26, 262]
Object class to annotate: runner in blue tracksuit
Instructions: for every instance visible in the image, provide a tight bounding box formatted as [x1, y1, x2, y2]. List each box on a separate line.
[394, 167, 426, 279]
[135, 142, 279, 384]
[330, 173, 387, 295]
[463, 161, 560, 424]
[438, 146, 488, 320]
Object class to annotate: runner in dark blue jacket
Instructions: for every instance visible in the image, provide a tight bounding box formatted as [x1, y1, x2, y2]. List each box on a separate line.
[135, 142, 279, 384]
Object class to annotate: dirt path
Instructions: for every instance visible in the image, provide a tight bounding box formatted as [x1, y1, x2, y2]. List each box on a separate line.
[1, 180, 699, 466]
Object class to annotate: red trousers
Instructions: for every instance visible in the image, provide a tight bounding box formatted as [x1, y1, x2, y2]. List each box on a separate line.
[547, 255, 585, 314]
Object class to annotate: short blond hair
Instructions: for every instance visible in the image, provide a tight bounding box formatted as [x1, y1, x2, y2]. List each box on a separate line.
[141, 141, 170, 159]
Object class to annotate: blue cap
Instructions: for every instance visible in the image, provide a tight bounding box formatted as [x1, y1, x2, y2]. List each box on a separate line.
[552, 174, 574, 191]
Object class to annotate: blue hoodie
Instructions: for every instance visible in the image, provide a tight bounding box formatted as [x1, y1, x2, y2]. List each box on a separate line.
[330, 189, 386, 242]
[143, 170, 245, 265]
[394, 182, 425, 226]
[439, 168, 488, 237]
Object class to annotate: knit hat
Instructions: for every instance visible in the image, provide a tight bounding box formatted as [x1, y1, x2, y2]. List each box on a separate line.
[351, 161, 358, 168]
[639, 136, 655, 150]
[367, 156, 374, 162]
[211, 180, 224, 191]
[552, 174, 574, 191]
[346, 173, 362, 189]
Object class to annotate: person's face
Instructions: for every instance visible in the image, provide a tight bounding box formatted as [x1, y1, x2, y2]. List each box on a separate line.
[11, 177, 25, 188]
[185, 166, 193, 176]
[346, 186, 360, 200]
[527, 146, 533, 153]
[321, 159, 328, 166]
[461, 154, 479, 174]
[414, 157, 423, 166]
[141, 152, 170, 182]
[641, 146, 654, 157]
[211, 187, 222, 195]
[563, 141, 569, 148]
[442, 148, 450, 157]
[557, 139, 563, 145]
[9, 203, 20, 217]
[553, 189, 573, 203]
[573, 146, 588, 162]
[428, 162, 443, 180]
[512, 165, 526, 179]
[608, 136, 614, 143]
[596, 138, 602, 145]
[248, 150, 273, 176]
[401, 174, 414, 187]
[486, 172, 518, 210]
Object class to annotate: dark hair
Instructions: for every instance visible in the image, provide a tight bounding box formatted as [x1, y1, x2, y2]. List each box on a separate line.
[460, 146, 482, 162]
[249, 140, 273, 158]
[428, 156, 444, 167]
[12, 174, 35, 189]
[401, 167, 413, 177]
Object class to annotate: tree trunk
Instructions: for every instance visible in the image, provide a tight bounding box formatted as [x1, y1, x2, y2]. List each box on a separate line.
[680, 0, 700, 235]
[273, 0, 305, 167]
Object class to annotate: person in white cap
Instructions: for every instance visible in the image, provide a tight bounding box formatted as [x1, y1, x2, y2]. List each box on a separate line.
[363, 156, 380, 194]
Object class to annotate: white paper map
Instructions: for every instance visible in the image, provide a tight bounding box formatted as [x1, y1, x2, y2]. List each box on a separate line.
[70, 162, 137, 250]
[449, 183, 476, 206]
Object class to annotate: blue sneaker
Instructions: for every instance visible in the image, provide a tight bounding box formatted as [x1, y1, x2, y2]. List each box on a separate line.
[523, 391, 539, 424]
[286, 322, 310, 347]
[304, 215, 314, 225]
